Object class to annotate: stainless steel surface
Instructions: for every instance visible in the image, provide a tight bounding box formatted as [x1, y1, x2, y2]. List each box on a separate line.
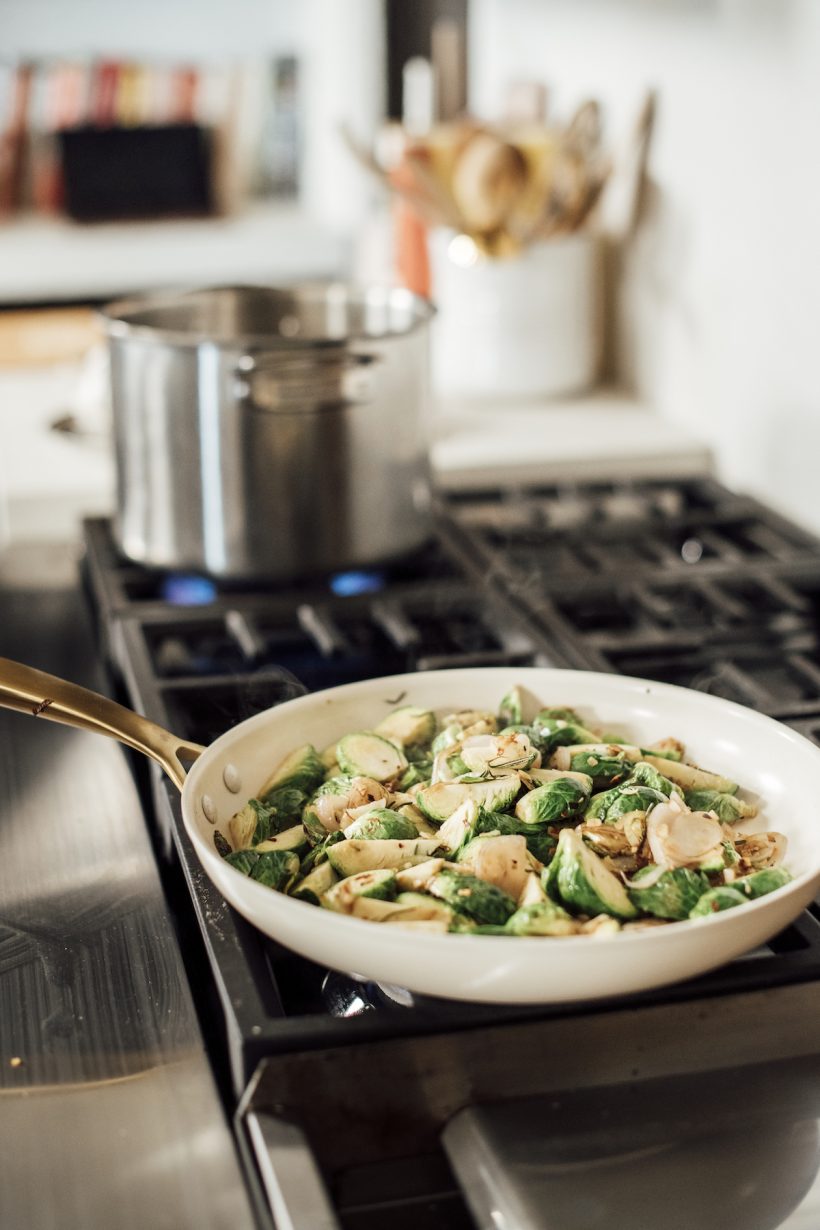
[0, 583, 256, 1229]
[442, 1059, 820, 1229]
[103, 284, 435, 579]
[244, 1111, 340, 1230]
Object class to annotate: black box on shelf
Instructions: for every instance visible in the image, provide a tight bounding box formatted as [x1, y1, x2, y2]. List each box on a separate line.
[58, 123, 213, 222]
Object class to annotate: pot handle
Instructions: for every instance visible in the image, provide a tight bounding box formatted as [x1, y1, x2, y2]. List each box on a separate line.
[0, 656, 204, 792]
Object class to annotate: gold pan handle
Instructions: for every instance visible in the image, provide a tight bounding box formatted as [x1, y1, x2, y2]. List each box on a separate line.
[0, 656, 204, 791]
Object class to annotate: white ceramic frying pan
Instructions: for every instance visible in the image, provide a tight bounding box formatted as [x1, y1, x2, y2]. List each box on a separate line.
[2, 659, 819, 1004]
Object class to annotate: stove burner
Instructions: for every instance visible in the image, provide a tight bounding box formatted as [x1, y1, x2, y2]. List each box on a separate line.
[329, 570, 386, 597]
[160, 573, 218, 605]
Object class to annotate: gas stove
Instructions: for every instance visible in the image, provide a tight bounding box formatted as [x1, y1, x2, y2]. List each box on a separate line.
[80, 475, 820, 1230]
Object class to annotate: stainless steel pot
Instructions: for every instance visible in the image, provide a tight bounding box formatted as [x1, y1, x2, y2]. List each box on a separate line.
[101, 284, 435, 579]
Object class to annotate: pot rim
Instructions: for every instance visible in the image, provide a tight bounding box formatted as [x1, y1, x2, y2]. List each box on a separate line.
[100, 281, 436, 350]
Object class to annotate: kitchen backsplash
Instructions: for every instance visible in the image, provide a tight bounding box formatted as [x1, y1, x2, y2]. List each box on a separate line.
[469, 0, 820, 536]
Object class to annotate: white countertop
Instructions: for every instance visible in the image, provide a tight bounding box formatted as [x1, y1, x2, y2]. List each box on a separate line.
[432, 388, 712, 488]
[0, 356, 712, 550]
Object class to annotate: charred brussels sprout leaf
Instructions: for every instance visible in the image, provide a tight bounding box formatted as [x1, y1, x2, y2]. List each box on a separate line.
[627, 865, 710, 920]
[213, 829, 232, 858]
[689, 886, 749, 917]
[223, 848, 300, 891]
[261, 787, 309, 829]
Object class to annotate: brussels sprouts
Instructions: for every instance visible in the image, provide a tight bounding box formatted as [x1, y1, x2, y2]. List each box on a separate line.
[506, 901, 577, 936]
[518, 871, 549, 907]
[689, 886, 748, 917]
[291, 861, 338, 905]
[298, 831, 345, 876]
[498, 686, 524, 727]
[342, 808, 420, 842]
[326, 837, 442, 878]
[550, 744, 640, 786]
[627, 761, 676, 796]
[415, 774, 521, 823]
[254, 825, 309, 856]
[534, 706, 586, 726]
[530, 717, 600, 755]
[428, 867, 518, 926]
[393, 892, 458, 925]
[374, 705, 437, 749]
[302, 774, 390, 843]
[470, 808, 557, 865]
[337, 732, 408, 782]
[458, 833, 534, 900]
[229, 799, 269, 851]
[585, 783, 667, 824]
[642, 756, 738, 796]
[683, 789, 757, 822]
[627, 865, 710, 920]
[395, 802, 439, 837]
[322, 868, 397, 913]
[641, 739, 683, 763]
[436, 800, 480, 853]
[223, 848, 300, 891]
[515, 777, 590, 826]
[395, 858, 447, 892]
[733, 867, 792, 899]
[260, 744, 325, 799]
[544, 827, 638, 920]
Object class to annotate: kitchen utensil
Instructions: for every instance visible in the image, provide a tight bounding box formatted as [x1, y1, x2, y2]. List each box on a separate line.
[101, 283, 434, 580]
[2, 660, 819, 1006]
[449, 128, 529, 239]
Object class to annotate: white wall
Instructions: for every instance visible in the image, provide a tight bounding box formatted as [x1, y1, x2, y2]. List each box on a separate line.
[470, 0, 820, 532]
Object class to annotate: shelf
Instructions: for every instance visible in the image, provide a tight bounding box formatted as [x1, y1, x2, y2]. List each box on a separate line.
[0, 202, 348, 304]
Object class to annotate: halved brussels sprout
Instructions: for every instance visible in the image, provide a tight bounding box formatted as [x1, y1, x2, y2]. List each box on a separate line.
[458, 833, 534, 900]
[642, 756, 738, 796]
[544, 827, 638, 920]
[342, 808, 420, 842]
[336, 732, 408, 782]
[322, 868, 397, 913]
[683, 789, 757, 822]
[223, 848, 300, 891]
[627, 865, 710, 920]
[254, 825, 309, 856]
[326, 837, 442, 878]
[506, 901, 577, 936]
[689, 886, 748, 917]
[733, 867, 792, 899]
[515, 776, 590, 826]
[498, 686, 524, 727]
[585, 782, 667, 824]
[290, 861, 338, 905]
[374, 705, 437, 750]
[260, 744, 325, 799]
[550, 744, 641, 786]
[428, 867, 518, 925]
[415, 774, 521, 823]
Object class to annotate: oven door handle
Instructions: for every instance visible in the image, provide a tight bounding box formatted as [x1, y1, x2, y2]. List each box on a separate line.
[242, 1110, 340, 1230]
